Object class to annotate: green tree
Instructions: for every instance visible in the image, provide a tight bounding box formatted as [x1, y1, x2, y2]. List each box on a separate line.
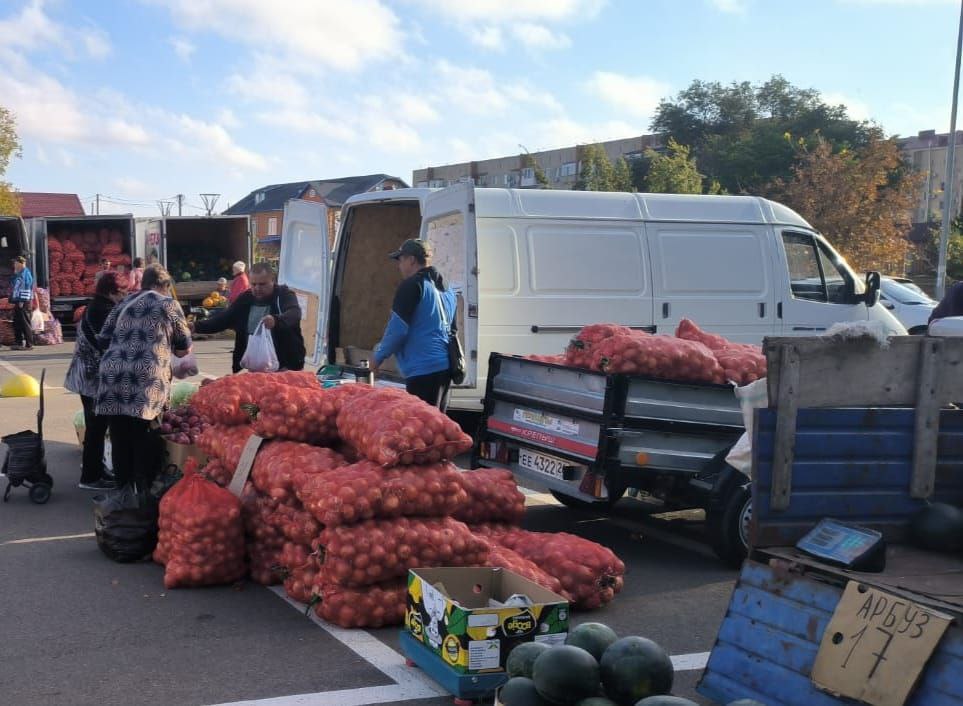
[612, 157, 633, 192]
[645, 139, 704, 194]
[0, 106, 21, 216]
[575, 143, 615, 191]
[651, 74, 874, 193]
[520, 152, 548, 187]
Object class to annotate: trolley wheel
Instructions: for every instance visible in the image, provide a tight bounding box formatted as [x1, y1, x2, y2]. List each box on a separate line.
[29, 483, 52, 504]
[405, 659, 417, 668]
[40, 473, 54, 487]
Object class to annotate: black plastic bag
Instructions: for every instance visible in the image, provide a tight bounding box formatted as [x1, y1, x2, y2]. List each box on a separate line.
[93, 485, 159, 563]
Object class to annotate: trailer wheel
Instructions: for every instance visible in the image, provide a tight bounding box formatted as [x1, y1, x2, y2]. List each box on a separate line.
[708, 483, 751, 568]
[549, 485, 624, 511]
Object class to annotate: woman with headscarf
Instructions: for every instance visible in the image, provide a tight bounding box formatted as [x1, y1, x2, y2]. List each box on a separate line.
[229, 261, 250, 304]
[95, 264, 192, 489]
[65, 271, 128, 490]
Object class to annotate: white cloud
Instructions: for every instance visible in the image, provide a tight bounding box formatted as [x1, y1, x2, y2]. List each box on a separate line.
[823, 92, 873, 122]
[367, 120, 423, 153]
[434, 61, 563, 116]
[113, 177, 153, 196]
[150, 0, 404, 71]
[418, 0, 605, 23]
[255, 110, 357, 142]
[534, 117, 640, 148]
[397, 95, 440, 124]
[169, 35, 195, 61]
[586, 71, 671, 118]
[227, 63, 310, 108]
[511, 23, 571, 50]
[104, 119, 151, 146]
[0, 0, 110, 60]
[174, 115, 269, 171]
[708, 0, 748, 13]
[470, 26, 504, 49]
[217, 108, 241, 129]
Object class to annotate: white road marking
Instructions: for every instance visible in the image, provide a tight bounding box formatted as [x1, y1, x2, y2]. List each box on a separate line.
[672, 651, 711, 671]
[2, 532, 95, 545]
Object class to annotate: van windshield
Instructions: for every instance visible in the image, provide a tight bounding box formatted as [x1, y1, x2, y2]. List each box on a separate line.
[783, 231, 859, 303]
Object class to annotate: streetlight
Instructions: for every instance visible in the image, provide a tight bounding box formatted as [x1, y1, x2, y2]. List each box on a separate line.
[936, 0, 963, 299]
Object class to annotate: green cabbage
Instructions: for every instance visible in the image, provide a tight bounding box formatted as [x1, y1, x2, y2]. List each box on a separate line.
[170, 381, 199, 409]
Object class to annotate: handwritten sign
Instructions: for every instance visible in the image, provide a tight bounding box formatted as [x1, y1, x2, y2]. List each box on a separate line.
[811, 581, 951, 706]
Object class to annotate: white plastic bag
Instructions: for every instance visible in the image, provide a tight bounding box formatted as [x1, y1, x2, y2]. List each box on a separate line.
[30, 309, 45, 334]
[172, 350, 199, 379]
[240, 322, 279, 372]
[725, 377, 769, 476]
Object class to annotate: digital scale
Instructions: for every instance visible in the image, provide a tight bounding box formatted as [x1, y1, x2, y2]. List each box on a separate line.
[796, 518, 887, 572]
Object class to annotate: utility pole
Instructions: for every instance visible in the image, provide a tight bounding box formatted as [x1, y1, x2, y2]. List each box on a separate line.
[937, 0, 963, 299]
[177, 194, 184, 216]
[200, 193, 220, 216]
[157, 200, 173, 217]
[95, 194, 100, 215]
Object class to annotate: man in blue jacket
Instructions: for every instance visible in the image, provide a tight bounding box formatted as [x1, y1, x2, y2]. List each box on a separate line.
[372, 239, 457, 410]
[10, 255, 35, 350]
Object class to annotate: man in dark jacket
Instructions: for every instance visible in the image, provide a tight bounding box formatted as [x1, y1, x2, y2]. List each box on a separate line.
[930, 281, 963, 323]
[194, 262, 305, 372]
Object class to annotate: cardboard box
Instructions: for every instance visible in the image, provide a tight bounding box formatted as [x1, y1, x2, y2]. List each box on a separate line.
[163, 439, 208, 473]
[406, 567, 569, 675]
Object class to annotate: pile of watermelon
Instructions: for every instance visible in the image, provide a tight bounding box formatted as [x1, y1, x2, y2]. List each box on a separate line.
[499, 622, 766, 705]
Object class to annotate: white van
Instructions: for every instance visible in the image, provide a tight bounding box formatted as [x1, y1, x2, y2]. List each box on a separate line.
[279, 184, 905, 412]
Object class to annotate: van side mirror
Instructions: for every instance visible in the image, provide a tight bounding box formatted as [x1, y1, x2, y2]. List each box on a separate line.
[864, 271, 881, 307]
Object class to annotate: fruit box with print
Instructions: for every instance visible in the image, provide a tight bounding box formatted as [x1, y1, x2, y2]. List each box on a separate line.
[406, 567, 569, 675]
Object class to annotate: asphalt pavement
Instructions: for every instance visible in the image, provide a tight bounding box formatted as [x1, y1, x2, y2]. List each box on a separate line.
[0, 340, 739, 706]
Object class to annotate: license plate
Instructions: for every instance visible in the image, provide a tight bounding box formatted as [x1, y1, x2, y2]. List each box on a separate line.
[518, 448, 572, 479]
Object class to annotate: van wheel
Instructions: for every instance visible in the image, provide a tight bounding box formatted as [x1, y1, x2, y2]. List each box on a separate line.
[549, 485, 624, 511]
[707, 484, 751, 568]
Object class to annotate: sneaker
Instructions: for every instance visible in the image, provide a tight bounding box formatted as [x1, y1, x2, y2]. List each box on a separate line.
[78, 479, 116, 491]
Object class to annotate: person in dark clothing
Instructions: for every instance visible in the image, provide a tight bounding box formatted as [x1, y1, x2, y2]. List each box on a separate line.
[64, 272, 128, 490]
[193, 261, 305, 372]
[930, 281, 963, 323]
[372, 239, 457, 410]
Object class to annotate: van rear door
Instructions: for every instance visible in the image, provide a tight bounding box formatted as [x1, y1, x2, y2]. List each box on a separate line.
[420, 182, 479, 387]
[278, 199, 330, 366]
[135, 218, 162, 262]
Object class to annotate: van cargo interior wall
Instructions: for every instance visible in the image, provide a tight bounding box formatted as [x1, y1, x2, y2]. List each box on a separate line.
[166, 219, 248, 272]
[335, 203, 422, 356]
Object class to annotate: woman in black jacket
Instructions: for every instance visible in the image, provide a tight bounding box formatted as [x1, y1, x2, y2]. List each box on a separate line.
[64, 272, 127, 490]
[193, 262, 305, 372]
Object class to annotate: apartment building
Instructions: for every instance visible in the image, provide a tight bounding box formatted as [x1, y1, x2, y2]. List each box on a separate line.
[412, 134, 662, 190]
[897, 130, 963, 224]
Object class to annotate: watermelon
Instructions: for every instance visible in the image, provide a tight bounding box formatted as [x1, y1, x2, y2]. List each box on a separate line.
[507, 642, 553, 679]
[498, 677, 548, 705]
[910, 503, 963, 552]
[566, 623, 619, 662]
[727, 700, 768, 706]
[634, 698, 697, 706]
[600, 637, 673, 704]
[532, 645, 601, 705]
[576, 698, 618, 706]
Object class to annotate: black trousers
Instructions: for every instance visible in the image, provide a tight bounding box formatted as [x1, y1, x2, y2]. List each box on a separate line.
[406, 369, 452, 412]
[107, 415, 163, 489]
[81, 395, 110, 483]
[12, 302, 32, 347]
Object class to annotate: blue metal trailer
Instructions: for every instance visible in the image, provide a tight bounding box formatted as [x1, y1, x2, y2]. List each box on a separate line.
[698, 342, 963, 706]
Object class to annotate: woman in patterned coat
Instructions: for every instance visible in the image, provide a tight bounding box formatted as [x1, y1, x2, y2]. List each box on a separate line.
[95, 264, 192, 488]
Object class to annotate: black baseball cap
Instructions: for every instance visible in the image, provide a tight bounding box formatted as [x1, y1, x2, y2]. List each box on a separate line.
[389, 239, 432, 261]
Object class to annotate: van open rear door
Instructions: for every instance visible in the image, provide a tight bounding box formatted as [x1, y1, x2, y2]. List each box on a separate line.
[420, 182, 479, 387]
[278, 199, 329, 366]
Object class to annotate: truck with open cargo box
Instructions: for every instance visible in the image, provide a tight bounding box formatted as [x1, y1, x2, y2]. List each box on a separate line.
[26, 214, 136, 328]
[473, 351, 751, 565]
[135, 215, 251, 308]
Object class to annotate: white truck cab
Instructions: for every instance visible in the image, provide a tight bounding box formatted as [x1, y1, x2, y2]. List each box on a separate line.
[279, 185, 904, 411]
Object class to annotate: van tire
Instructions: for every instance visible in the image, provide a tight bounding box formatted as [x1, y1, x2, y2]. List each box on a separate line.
[708, 483, 751, 568]
[549, 486, 624, 511]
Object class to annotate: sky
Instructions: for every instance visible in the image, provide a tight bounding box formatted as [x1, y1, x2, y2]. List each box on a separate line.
[1, 0, 961, 216]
